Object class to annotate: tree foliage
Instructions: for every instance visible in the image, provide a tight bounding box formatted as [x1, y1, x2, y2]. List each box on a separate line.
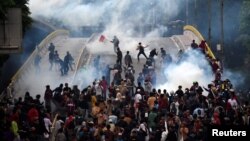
[13, 0, 32, 32]
[0, 0, 32, 32]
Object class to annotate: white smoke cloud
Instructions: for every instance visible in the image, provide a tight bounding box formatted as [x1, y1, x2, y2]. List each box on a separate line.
[29, 0, 184, 36]
[158, 49, 214, 92]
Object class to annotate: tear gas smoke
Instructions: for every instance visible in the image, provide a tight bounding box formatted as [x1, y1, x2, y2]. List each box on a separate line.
[158, 49, 214, 92]
[29, 0, 184, 36]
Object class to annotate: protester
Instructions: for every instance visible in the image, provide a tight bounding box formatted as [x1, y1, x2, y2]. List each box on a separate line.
[124, 51, 133, 67]
[137, 42, 148, 62]
[191, 40, 198, 49]
[111, 36, 120, 53]
[117, 47, 123, 65]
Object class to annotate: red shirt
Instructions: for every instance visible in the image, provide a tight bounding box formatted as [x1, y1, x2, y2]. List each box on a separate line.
[27, 107, 39, 123]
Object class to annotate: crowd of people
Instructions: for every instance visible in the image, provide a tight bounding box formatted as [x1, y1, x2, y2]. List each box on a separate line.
[0, 38, 250, 141]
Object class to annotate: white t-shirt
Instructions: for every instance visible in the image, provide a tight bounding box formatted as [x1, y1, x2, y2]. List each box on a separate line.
[228, 98, 238, 109]
[175, 101, 180, 116]
[135, 93, 142, 103]
[55, 119, 64, 132]
[44, 117, 52, 132]
[96, 85, 103, 96]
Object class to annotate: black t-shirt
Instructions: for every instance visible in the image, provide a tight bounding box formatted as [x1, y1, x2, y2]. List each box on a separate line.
[138, 45, 144, 52]
[175, 89, 184, 98]
[149, 50, 157, 58]
[117, 50, 123, 58]
[191, 42, 198, 49]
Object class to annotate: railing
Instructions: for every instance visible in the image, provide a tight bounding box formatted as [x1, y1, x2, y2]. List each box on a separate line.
[71, 33, 98, 84]
[183, 25, 216, 59]
[171, 35, 186, 51]
[9, 30, 69, 96]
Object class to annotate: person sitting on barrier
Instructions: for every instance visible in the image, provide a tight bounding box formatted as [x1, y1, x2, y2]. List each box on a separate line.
[191, 40, 198, 49]
[199, 40, 207, 54]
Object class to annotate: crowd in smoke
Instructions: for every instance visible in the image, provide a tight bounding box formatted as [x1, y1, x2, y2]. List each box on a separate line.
[1, 38, 250, 141]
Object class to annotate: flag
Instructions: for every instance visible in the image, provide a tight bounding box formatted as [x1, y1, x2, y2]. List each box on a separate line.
[99, 35, 106, 42]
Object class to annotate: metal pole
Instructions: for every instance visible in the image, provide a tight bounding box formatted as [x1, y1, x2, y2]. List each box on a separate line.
[220, 0, 224, 61]
[208, 0, 212, 47]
